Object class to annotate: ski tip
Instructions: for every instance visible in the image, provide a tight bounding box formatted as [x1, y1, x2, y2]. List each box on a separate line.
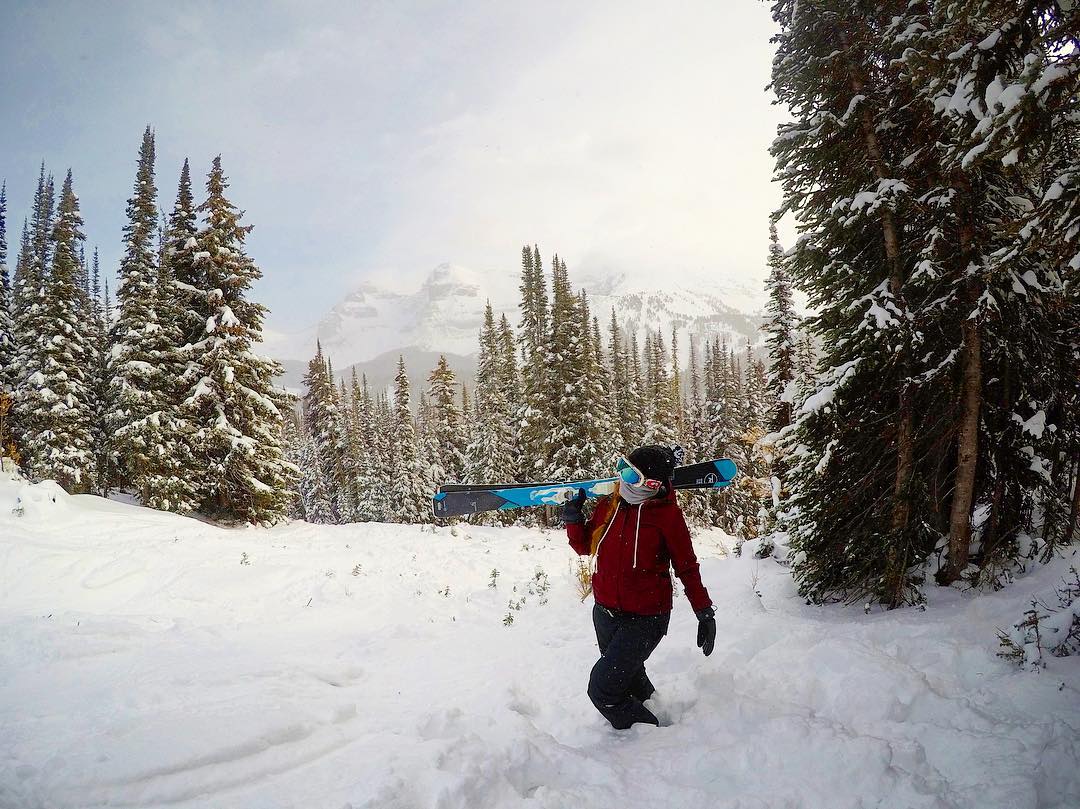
[716, 459, 738, 482]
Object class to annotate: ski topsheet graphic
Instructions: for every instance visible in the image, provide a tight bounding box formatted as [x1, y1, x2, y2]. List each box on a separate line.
[432, 458, 737, 518]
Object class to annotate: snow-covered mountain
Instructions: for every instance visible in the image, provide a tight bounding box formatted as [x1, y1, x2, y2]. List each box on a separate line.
[261, 263, 766, 388]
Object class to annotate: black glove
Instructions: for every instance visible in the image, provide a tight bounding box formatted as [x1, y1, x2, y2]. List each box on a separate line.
[695, 606, 716, 657]
[562, 488, 587, 525]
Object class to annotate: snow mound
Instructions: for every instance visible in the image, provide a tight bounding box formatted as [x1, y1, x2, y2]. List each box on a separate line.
[7, 479, 74, 522]
[0, 477, 1078, 808]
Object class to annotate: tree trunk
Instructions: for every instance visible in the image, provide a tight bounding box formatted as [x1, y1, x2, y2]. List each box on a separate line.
[1066, 452, 1080, 546]
[945, 278, 982, 583]
[842, 45, 915, 534]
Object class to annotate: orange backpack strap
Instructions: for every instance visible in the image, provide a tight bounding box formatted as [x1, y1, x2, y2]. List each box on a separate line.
[589, 487, 621, 554]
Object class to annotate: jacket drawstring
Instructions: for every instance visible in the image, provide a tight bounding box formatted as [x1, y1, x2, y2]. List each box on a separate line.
[632, 503, 643, 568]
[590, 504, 619, 576]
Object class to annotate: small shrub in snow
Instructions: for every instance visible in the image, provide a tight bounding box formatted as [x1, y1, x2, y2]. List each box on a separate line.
[351, 564, 362, 576]
[574, 559, 592, 602]
[998, 568, 1080, 669]
[502, 611, 514, 626]
[528, 567, 550, 605]
[488, 568, 499, 589]
[240, 552, 250, 566]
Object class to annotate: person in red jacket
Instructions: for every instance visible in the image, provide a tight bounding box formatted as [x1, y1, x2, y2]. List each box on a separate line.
[564, 443, 716, 730]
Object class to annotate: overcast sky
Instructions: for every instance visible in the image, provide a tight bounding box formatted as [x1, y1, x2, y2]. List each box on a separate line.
[1, 1, 785, 330]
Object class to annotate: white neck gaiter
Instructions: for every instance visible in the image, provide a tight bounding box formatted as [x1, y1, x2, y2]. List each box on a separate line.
[619, 480, 657, 505]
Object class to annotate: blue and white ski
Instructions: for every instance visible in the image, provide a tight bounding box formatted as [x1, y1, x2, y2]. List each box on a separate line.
[431, 458, 737, 518]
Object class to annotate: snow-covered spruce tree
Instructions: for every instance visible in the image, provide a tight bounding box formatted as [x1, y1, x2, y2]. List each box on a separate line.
[165, 160, 206, 348]
[178, 156, 295, 522]
[465, 304, 517, 525]
[295, 422, 334, 524]
[764, 222, 798, 431]
[11, 168, 54, 465]
[900, 2, 1080, 582]
[0, 182, 13, 391]
[371, 391, 396, 520]
[516, 244, 552, 480]
[771, 0, 933, 606]
[669, 328, 683, 442]
[496, 313, 522, 482]
[337, 370, 366, 521]
[108, 127, 167, 496]
[625, 330, 647, 446]
[606, 309, 633, 451]
[86, 248, 117, 495]
[572, 290, 612, 477]
[589, 313, 619, 472]
[301, 343, 345, 523]
[331, 372, 359, 521]
[19, 171, 96, 491]
[546, 257, 596, 481]
[387, 356, 429, 523]
[0, 181, 16, 462]
[353, 373, 385, 522]
[644, 328, 679, 446]
[681, 336, 712, 528]
[425, 355, 467, 487]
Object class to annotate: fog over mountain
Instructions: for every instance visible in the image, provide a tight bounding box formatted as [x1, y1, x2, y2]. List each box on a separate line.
[261, 263, 766, 392]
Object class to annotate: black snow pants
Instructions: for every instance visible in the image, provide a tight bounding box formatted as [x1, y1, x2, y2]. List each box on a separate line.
[588, 603, 670, 729]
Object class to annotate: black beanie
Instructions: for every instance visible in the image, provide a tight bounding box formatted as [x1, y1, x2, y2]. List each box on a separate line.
[628, 445, 676, 481]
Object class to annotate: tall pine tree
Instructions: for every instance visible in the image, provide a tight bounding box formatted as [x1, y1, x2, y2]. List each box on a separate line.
[178, 156, 295, 522]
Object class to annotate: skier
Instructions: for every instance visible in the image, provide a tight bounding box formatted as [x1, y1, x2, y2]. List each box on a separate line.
[564, 444, 716, 730]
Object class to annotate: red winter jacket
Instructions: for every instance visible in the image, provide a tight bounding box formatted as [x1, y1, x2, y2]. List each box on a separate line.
[567, 486, 712, 615]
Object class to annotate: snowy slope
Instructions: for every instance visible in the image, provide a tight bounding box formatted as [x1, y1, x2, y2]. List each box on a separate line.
[260, 263, 765, 374]
[1, 477, 1078, 809]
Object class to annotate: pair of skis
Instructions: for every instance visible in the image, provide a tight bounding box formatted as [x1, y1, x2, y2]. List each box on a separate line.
[431, 458, 738, 518]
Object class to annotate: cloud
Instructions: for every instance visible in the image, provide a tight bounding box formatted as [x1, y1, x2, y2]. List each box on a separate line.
[366, 2, 784, 293]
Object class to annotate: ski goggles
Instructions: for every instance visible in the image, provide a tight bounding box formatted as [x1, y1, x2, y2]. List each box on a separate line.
[616, 457, 663, 490]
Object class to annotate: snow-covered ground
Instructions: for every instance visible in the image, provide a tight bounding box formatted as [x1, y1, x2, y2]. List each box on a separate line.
[1, 476, 1078, 809]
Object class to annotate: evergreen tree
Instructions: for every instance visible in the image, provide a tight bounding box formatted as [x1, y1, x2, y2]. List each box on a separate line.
[764, 223, 798, 431]
[371, 391, 395, 520]
[590, 314, 619, 472]
[97, 136, 197, 511]
[20, 171, 96, 490]
[496, 313, 522, 481]
[516, 244, 551, 479]
[178, 156, 295, 522]
[165, 159, 204, 346]
[12, 169, 54, 460]
[771, 0, 931, 605]
[0, 181, 13, 393]
[109, 127, 170, 497]
[86, 249, 117, 495]
[465, 304, 516, 524]
[625, 330, 647, 445]
[770, 0, 1078, 603]
[295, 424, 334, 524]
[387, 356, 429, 523]
[645, 328, 679, 445]
[546, 256, 593, 480]
[681, 336, 712, 528]
[0, 182, 15, 462]
[607, 309, 632, 450]
[425, 355, 467, 487]
[352, 371, 384, 522]
[301, 342, 345, 522]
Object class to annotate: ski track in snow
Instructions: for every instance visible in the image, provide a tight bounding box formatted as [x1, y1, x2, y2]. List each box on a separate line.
[0, 479, 1078, 809]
